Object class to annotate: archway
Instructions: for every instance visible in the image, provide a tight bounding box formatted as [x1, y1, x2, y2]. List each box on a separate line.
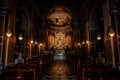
[89, 8, 104, 63]
[15, 8, 29, 60]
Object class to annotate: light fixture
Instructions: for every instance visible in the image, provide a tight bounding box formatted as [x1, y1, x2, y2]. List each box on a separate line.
[35, 41, 38, 44]
[82, 41, 85, 44]
[18, 33, 23, 40]
[30, 40, 34, 44]
[109, 27, 115, 37]
[6, 28, 12, 37]
[97, 34, 101, 40]
[5, 27, 12, 66]
[77, 43, 80, 46]
[108, 27, 116, 67]
[40, 43, 43, 46]
[86, 40, 89, 44]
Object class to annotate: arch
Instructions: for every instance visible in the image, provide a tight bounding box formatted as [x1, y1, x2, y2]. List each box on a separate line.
[42, 4, 76, 24]
[89, 7, 105, 59]
[48, 5, 71, 15]
[16, 7, 30, 41]
[15, 7, 30, 57]
[16, 7, 30, 27]
[90, 8, 104, 39]
[89, 7, 103, 28]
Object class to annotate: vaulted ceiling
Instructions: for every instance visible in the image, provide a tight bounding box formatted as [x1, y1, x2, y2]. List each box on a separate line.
[30, 0, 89, 18]
[15, 0, 105, 39]
[16, 0, 104, 25]
[29, 0, 104, 23]
[20, 0, 104, 38]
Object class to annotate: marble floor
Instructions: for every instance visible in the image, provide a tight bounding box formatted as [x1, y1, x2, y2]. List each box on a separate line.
[42, 59, 78, 80]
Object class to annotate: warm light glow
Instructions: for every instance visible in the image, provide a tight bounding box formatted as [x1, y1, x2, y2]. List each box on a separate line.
[16, 76, 22, 79]
[109, 27, 115, 37]
[6, 28, 12, 37]
[82, 41, 85, 44]
[30, 40, 34, 44]
[97, 34, 101, 40]
[77, 43, 80, 46]
[18, 33, 23, 40]
[40, 43, 43, 46]
[86, 40, 89, 44]
[40, 61, 42, 65]
[35, 41, 38, 44]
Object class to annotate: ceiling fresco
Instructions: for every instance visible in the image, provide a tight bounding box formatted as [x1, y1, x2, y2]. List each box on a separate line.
[47, 6, 71, 29]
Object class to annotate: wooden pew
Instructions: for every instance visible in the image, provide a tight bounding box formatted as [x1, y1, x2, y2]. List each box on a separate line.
[1, 68, 36, 80]
[81, 67, 120, 80]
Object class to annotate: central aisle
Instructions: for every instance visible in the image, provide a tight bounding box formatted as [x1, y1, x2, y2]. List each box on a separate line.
[42, 54, 78, 80]
[50, 60, 70, 76]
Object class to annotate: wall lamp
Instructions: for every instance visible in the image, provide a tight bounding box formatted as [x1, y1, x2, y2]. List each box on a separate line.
[6, 28, 12, 37]
[97, 34, 101, 40]
[18, 33, 23, 40]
